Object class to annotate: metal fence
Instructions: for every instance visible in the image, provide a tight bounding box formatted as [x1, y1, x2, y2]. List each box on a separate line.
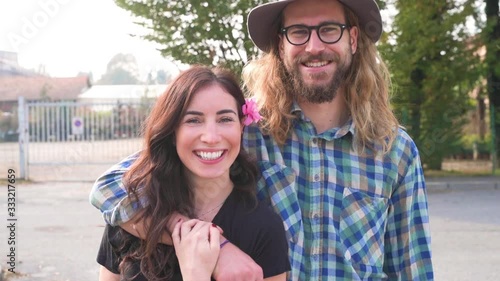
[16, 97, 155, 181]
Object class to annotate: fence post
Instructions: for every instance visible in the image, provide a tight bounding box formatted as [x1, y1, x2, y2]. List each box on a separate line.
[18, 96, 29, 180]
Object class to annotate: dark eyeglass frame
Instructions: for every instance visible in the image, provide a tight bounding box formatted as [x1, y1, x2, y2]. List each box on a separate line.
[280, 22, 350, 46]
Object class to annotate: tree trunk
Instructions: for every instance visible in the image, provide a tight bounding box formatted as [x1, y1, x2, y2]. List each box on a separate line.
[485, 0, 500, 161]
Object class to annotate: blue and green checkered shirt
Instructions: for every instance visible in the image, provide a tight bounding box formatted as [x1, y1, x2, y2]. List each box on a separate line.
[90, 104, 433, 280]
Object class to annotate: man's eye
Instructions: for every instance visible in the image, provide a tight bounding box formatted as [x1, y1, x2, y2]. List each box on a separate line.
[290, 29, 308, 36]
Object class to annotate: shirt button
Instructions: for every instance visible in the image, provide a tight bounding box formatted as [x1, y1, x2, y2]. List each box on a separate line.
[314, 174, 320, 182]
[312, 213, 320, 221]
[312, 138, 317, 144]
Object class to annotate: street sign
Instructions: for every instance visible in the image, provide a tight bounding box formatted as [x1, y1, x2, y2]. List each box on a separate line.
[72, 116, 84, 135]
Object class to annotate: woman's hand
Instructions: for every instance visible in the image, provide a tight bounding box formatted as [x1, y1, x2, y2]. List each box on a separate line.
[172, 219, 221, 281]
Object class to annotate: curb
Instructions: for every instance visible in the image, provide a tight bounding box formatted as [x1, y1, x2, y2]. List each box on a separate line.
[426, 180, 500, 192]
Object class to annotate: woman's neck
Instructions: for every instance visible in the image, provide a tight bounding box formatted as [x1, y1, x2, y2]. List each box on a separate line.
[190, 177, 233, 220]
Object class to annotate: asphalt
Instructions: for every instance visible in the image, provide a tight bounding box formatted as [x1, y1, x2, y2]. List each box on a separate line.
[0, 176, 498, 281]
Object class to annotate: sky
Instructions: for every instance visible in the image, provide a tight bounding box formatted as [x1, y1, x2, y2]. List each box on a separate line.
[0, 0, 183, 80]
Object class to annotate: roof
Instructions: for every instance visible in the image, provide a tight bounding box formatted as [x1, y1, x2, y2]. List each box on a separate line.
[78, 84, 168, 100]
[0, 75, 90, 101]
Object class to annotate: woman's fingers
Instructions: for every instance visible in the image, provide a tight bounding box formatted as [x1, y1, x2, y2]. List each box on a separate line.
[180, 219, 199, 238]
[209, 223, 220, 249]
[173, 219, 223, 250]
[174, 220, 221, 280]
[171, 219, 182, 246]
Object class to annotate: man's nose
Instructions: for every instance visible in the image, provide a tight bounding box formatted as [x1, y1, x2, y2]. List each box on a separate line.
[305, 30, 325, 54]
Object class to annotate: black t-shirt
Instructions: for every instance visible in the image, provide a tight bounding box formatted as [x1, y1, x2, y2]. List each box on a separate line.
[97, 191, 290, 280]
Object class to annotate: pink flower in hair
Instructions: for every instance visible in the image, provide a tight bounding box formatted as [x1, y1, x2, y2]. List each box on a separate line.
[242, 98, 262, 126]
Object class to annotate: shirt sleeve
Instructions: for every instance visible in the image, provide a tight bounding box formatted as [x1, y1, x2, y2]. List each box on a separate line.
[89, 152, 144, 225]
[383, 142, 434, 280]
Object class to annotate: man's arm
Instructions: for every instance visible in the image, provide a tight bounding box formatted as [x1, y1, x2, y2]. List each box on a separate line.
[90, 153, 263, 280]
[383, 145, 434, 280]
[125, 214, 263, 280]
[89, 152, 142, 226]
[213, 242, 264, 281]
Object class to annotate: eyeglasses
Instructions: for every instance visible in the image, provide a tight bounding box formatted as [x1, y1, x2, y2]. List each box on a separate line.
[280, 22, 350, 46]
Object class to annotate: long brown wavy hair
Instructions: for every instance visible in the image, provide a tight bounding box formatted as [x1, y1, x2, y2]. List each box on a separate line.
[242, 5, 399, 154]
[119, 65, 258, 280]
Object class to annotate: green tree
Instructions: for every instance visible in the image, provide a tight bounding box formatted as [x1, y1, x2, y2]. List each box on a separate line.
[380, 0, 481, 169]
[114, 0, 267, 75]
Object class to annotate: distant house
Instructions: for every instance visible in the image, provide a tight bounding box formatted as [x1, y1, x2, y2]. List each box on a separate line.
[77, 84, 166, 112]
[0, 75, 91, 111]
[0, 50, 35, 76]
[0, 51, 91, 141]
[78, 84, 166, 103]
[0, 51, 91, 112]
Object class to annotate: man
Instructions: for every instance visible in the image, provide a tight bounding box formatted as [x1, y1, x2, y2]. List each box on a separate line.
[90, 0, 434, 280]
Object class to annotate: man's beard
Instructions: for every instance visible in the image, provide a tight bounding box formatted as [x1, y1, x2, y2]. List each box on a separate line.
[282, 51, 351, 104]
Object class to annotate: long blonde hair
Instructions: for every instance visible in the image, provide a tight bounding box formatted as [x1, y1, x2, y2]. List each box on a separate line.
[242, 7, 398, 154]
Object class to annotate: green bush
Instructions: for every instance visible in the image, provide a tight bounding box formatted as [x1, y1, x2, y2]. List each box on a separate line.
[452, 134, 492, 159]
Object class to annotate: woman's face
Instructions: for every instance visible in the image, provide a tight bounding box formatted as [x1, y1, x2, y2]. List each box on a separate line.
[175, 83, 243, 181]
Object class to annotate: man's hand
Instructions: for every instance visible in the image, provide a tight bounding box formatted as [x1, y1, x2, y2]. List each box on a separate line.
[120, 211, 189, 245]
[212, 242, 263, 281]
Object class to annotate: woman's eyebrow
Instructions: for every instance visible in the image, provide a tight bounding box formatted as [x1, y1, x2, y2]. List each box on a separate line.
[184, 109, 237, 116]
[217, 109, 237, 115]
[184, 111, 203, 116]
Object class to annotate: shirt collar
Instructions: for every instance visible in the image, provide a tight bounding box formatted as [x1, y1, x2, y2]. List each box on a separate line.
[291, 101, 355, 139]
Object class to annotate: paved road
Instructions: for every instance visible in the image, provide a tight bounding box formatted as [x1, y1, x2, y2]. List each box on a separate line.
[428, 184, 500, 281]
[0, 179, 499, 280]
[1, 182, 103, 281]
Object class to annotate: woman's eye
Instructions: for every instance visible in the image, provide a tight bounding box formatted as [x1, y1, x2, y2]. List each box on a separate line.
[220, 117, 234, 123]
[185, 118, 201, 124]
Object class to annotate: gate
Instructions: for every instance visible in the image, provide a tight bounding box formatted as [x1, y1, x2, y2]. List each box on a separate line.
[18, 97, 155, 181]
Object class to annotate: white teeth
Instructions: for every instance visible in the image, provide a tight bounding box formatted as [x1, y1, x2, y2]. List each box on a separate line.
[197, 151, 223, 160]
[305, 61, 328, 68]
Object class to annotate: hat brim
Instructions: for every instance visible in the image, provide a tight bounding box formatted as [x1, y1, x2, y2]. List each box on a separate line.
[247, 0, 382, 53]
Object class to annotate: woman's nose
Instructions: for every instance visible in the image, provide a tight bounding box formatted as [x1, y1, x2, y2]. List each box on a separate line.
[200, 123, 221, 144]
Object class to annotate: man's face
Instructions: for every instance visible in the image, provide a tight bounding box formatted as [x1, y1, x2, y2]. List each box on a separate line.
[279, 0, 358, 103]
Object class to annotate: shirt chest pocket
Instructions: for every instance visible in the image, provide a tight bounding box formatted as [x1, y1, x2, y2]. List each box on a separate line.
[258, 162, 301, 244]
[339, 187, 389, 268]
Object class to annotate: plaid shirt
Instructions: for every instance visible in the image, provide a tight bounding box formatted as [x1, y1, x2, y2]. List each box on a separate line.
[90, 104, 433, 280]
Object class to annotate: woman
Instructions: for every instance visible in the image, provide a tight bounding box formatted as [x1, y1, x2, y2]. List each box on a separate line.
[96, 65, 289, 281]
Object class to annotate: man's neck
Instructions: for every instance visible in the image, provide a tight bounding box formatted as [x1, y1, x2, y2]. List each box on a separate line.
[298, 95, 348, 134]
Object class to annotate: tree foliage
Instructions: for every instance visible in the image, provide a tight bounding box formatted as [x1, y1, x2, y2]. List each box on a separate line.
[379, 0, 481, 169]
[96, 53, 142, 85]
[114, 0, 267, 76]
